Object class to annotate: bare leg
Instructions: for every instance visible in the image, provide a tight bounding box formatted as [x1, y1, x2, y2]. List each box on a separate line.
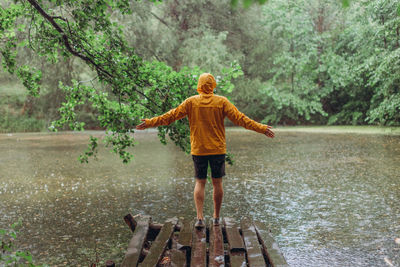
[212, 178, 224, 218]
[194, 178, 206, 220]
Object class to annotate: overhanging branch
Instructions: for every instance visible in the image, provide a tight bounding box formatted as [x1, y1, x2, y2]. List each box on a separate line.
[26, 0, 113, 79]
[150, 11, 171, 29]
[25, 0, 168, 115]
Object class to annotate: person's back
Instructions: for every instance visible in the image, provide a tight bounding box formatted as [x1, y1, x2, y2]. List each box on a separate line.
[141, 73, 271, 155]
[136, 73, 274, 228]
[185, 93, 227, 155]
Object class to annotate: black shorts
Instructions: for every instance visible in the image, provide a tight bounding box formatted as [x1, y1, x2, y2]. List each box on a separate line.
[192, 154, 226, 179]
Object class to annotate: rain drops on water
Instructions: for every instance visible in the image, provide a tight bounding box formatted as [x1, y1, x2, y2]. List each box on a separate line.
[384, 257, 394, 266]
[1, 131, 400, 266]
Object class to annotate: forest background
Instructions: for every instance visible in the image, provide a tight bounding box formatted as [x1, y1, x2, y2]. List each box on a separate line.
[1, 0, 400, 158]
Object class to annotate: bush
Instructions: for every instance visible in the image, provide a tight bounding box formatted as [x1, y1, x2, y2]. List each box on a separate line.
[0, 114, 45, 133]
[1, 219, 46, 267]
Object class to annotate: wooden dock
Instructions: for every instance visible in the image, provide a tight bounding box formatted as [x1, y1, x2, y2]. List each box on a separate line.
[117, 214, 288, 267]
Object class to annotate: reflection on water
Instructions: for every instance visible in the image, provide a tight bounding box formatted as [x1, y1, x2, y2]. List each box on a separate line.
[0, 129, 399, 266]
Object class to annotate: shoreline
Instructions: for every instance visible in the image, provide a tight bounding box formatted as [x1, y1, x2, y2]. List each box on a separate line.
[1, 125, 400, 137]
[271, 125, 400, 135]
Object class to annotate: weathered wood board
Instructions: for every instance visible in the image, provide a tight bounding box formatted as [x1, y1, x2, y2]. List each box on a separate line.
[170, 249, 186, 267]
[190, 220, 207, 267]
[224, 217, 245, 251]
[254, 221, 289, 267]
[241, 217, 267, 267]
[177, 219, 192, 250]
[224, 218, 246, 267]
[209, 219, 224, 267]
[122, 216, 151, 267]
[120, 215, 287, 267]
[140, 219, 177, 267]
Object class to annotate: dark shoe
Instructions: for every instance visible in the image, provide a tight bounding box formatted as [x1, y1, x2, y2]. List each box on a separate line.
[195, 219, 205, 229]
[213, 218, 220, 226]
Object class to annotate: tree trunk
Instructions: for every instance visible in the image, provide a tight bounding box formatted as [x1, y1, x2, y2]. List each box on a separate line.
[21, 95, 34, 116]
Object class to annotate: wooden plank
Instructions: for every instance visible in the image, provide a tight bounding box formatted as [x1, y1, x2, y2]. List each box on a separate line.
[140, 218, 178, 267]
[241, 218, 266, 267]
[230, 254, 247, 267]
[124, 214, 138, 232]
[170, 249, 186, 267]
[177, 219, 192, 249]
[224, 218, 246, 267]
[146, 223, 163, 241]
[190, 219, 207, 267]
[122, 216, 151, 267]
[224, 218, 245, 251]
[209, 219, 225, 267]
[254, 221, 288, 267]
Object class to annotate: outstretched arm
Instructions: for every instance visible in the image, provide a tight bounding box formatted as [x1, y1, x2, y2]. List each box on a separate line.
[136, 100, 188, 130]
[224, 99, 274, 138]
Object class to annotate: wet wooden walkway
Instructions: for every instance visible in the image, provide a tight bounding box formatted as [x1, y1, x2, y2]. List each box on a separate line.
[118, 214, 288, 267]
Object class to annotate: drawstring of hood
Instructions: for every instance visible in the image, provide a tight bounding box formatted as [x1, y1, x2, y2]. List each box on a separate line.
[197, 73, 217, 95]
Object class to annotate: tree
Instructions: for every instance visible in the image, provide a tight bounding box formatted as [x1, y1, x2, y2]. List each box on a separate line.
[254, 0, 343, 124]
[0, 0, 241, 162]
[323, 0, 400, 125]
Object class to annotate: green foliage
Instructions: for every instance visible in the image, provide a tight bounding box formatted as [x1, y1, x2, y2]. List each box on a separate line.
[0, 92, 46, 132]
[366, 49, 400, 125]
[16, 66, 42, 97]
[0, 0, 243, 163]
[1, 0, 400, 163]
[0, 113, 45, 132]
[79, 135, 99, 163]
[1, 219, 45, 266]
[260, 83, 326, 125]
[367, 94, 400, 125]
[179, 30, 237, 75]
[253, 0, 399, 126]
[322, 0, 400, 125]
[256, 0, 336, 124]
[226, 152, 235, 166]
[341, 0, 350, 8]
[231, 0, 269, 8]
[231, 0, 352, 8]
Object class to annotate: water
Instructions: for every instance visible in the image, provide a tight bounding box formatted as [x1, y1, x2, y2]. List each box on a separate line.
[0, 129, 399, 266]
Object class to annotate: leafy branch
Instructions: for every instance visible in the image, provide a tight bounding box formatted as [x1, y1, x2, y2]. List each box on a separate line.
[1, 0, 242, 163]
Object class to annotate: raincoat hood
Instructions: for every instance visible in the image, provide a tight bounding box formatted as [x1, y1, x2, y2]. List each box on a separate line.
[197, 73, 217, 95]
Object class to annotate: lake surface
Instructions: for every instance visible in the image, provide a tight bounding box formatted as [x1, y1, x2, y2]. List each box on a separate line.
[0, 129, 399, 266]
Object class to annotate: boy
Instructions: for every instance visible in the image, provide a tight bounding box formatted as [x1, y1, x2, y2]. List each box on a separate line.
[136, 73, 274, 228]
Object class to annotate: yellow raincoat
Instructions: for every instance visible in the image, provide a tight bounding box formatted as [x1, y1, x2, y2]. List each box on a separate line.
[145, 73, 268, 155]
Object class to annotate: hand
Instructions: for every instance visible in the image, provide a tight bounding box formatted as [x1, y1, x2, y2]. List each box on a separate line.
[265, 125, 275, 138]
[136, 119, 147, 130]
